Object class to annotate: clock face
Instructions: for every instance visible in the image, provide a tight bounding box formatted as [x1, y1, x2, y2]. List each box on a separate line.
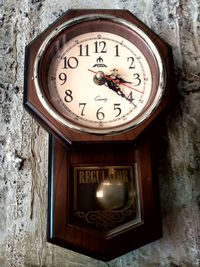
[35, 15, 165, 135]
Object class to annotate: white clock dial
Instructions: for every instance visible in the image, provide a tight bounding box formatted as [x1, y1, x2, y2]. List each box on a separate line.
[34, 14, 165, 135]
[47, 32, 152, 133]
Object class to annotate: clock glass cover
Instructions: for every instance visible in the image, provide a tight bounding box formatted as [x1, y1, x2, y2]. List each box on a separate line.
[34, 15, 165, 135]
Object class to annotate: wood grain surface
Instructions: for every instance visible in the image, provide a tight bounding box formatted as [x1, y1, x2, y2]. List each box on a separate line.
[0, 1, 200, 266]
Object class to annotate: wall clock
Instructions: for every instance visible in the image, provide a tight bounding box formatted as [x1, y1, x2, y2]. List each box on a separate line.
[24, 9, 174, 261]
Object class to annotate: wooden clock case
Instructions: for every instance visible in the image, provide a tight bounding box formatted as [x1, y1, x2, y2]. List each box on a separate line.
[24, 9, 174, 261]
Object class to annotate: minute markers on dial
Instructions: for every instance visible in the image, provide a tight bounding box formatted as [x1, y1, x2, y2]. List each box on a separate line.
[47, 31, 153, 131]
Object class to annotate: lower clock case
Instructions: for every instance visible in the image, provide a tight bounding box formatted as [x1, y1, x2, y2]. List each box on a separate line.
[47, 134, 162, 261]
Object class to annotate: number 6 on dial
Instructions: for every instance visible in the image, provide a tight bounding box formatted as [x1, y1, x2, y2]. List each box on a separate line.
[24, 9, 175, 261]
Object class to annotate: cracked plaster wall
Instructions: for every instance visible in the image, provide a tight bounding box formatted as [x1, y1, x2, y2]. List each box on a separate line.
[0, 0, 200, 266]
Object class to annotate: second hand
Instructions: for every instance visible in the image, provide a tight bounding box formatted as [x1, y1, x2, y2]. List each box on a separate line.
[88, 69, 143, 94]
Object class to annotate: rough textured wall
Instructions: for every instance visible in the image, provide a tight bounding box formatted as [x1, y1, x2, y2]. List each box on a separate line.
[0, 0, 200, 266]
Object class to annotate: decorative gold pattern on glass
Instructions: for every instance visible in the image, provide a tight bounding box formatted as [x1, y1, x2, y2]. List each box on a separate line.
[73, 165, 141, 232]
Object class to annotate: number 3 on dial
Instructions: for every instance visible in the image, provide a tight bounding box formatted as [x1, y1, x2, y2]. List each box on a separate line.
[34, 15, 165, 135]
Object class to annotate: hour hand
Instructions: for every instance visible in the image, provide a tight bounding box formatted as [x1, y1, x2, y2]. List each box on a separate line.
[115, 77, 132, 84]
[108, 68, 132, 84]
[90, 70, 125, 96]
[88, 69, 142, 93]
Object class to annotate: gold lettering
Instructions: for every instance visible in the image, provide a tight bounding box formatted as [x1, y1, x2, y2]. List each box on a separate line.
[79, 171, 85, 183]
[123, 170, 129, 183]
[85, 171, 91, 183]
[78, 170, 105, 184]
[78, 168, 129, 184]
[90, 171, 96, 183]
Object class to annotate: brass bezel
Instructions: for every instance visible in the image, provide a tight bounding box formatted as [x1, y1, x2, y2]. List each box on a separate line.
[34, 14, 166, 135]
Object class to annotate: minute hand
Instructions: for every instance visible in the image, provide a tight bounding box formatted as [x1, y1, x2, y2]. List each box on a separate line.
[88, 69, 143, 94]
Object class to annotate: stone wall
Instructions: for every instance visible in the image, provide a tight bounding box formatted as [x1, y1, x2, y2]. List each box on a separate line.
[0, 0, 199, 266]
